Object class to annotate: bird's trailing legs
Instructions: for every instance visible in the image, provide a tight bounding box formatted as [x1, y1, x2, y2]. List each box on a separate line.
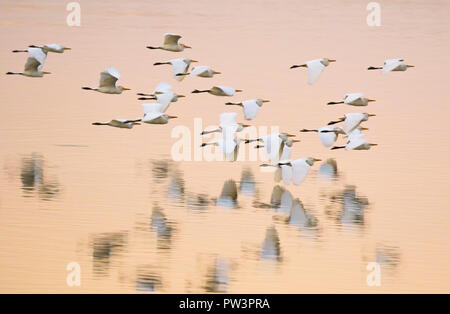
[300, 129, 319, 133]
[367, 66, 383, 70]
[192, 89, 210, 94]
[327, 117, 345, 125]
[225, 102, 243, 107]
[290, 64, 307, 69]
[327, 101, 345, 105]
[200, 128, 221, 135]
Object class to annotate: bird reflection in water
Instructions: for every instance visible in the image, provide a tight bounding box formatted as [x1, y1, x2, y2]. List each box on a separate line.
[151, 159, 172, 182]
[151, 205, 174, 250]
[136, 266, 163, 292]
[167, 170, 185, 202]
[326, 185, 369, 227]
[239, 167, 256, 197]
[91, 232, 128, 276]
[186, 193, 211, 211]
[216, 179, 238, 209]
[376, 244, 401, 270]
[204, 257, 230, 293]
[20, 153, 60, 201]
[318, 158, 339, 181]
[261, 226, 282, 262]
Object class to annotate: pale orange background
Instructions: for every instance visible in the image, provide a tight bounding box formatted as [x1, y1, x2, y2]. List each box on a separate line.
[0, 0, 449, 293]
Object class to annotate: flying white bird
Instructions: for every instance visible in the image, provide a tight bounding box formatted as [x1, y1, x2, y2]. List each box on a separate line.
[246, 133, 297, 164]
[200, 112, 250, 136]
[176, 65, 221, 78]
[92, 119, 140, 129]
[82, 67, 130, 94]
[328, 113, 376, 133]
[225, 99, 270, 120]
[201, 137, 244, 162]
[331, 137, 378, 151]
[301, 126, 358, 148]
[13, 44, 71, 54]
[327, 93, 376, 106]
[139, 103, 178, 124]
[6, 47, 50, 77]
[137, 83, 185, 112]
[261, 157, 321, 186]
[153, 58, 197, 81]
[192, 86, 242, 96]
[368, 59, 414, 73]
[147, 33, 191, 52]
[290, 58, 336, 84]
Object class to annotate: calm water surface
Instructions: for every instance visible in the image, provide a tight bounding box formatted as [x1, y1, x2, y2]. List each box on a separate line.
[0, 0, 449, 293]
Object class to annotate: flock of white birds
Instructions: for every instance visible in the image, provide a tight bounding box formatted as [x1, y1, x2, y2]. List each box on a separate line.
[7, 33, 414, 186]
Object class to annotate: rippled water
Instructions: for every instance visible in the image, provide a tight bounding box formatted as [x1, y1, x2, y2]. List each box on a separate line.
[0, 0, 449, 293]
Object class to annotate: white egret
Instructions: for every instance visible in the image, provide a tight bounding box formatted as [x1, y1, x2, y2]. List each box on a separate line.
[328, 113, 376, 133]
[137, 83, 185, 112]
[82, 67, 130, 94]
[147, 33, 191, 52]
[261, 157, 321, 186]
[300, 126, 347, 148]
[92, 119, 140, 129]
[6, 47, 50, 77]
[328, 93, 376, 106]
[192, 86, 242, 96]
[246, 133, 297, 164]
[200, 112, 250, 136]
[368, 58, 414, 73]
[201, 137, 244, 162]
[331, 137, 377, 151]
[153, 58, 197, 81]
[140, 103, 178, 124]
[176, 65, 221, 78]
[290, 58, 336, 84]
[13, 44, 71, 53]
[225, 99, 270, 120]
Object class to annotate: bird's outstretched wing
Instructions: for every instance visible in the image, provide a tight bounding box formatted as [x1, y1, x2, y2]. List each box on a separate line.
[242, 100, 260, 120]
[142, 103, 164, 114]
[153, 82, 172, 94]
[99, 67, 120, 88]
[24, 57, 42, 72]
[291, 158, 311, 185]
[318, 126, 338, 147]
[216, 86, 235, 96]
[164, 34, 181, 46]
[306, 59, 325, 84]
[170, 59, 189, 80]
[25, 47, 47, 71]
[343, 113, 364, 133]
[155, 92, 174, 112]
[219, 112, 238, 127]
[281, 165, 293, 185]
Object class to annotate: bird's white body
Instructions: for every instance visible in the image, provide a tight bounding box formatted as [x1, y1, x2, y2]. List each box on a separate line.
[141, 103, 174, 124]
[42, 44, 70, 53]
[382, 59, 409, 73]
[344, 137, 373, 150]
[153, 82, 173, 94]
[304, 58, 334, 84]
[93, 67, 129, 94]
[318, 126, 344, 147]
[343, 93, 372, 106]
[190, 66, 218, 78]
[242, 99, 265, 120]
[343, 113, 370, 133]
[280, 158, 318, 186]
[210, 86, 238, 96]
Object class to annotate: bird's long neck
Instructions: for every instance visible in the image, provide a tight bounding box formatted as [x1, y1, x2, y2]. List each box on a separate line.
[327, 101, 344, 105]
[153, 62, 171, 65]
[147, 46, 162, 50]
[192, 89, 210, 94]
[300, 129, 318, 132]
[82, 87, 99, 91]
[367, 66, 382, 70]
[331, 146, 346, 150]
[6, 72, 23, 75]
[225, 102, 243, 106]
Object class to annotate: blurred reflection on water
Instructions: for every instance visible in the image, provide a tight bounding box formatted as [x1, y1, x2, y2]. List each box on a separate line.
[136, 266, 163, 292]
[216, 179, 238, 209]
[376, 244, 401, 270]
[204, 257, 230, 293]
[20, 153, 60, 201]
[167, 170, 185, 202]
[326, 186, 369, 228]
[239, 167, 256, 197]
[91, 232, 128, 276]
[260, 226, 282, 262]
[151, 205, 175, 250]
[318, 159, 339, 181]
